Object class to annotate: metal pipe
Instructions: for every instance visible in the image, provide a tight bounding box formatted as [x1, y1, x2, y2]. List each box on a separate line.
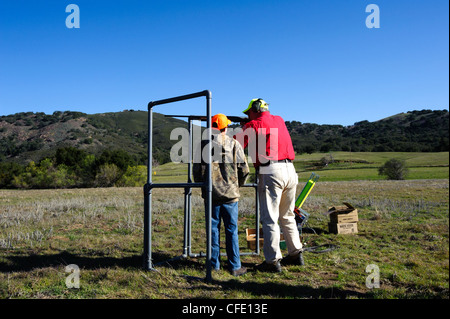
[185, 182, 260, 259]
[187, 119, 194, 256]
[183, 186, 189, 257]
[148, 90, 211, 108]
[144, 90, 213, 282]
[143, 108, 153, 270]
[205, 92, 213, 283]
[145, 182, 203, 189]
[145, 91, 260, 282]
[183, 118, 193, 257]
[255, 174, 260, 254]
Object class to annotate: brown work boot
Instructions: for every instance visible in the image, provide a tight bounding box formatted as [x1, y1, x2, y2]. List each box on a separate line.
[230, 267, 247, 277]
[255, 260, 282, 273]
[281, 251, 305, 266]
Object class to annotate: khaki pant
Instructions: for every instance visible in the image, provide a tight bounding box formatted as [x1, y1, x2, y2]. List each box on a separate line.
[258, 162, 302, 263]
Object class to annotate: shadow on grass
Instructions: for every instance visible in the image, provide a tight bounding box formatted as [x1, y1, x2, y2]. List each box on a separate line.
[0, 251, 372, 298]
[158, 258, 371, 299]
[218, 277, 368, 299]
[0, 250, 184, 272]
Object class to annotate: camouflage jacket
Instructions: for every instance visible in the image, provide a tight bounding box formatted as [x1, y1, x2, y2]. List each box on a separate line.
[193, 132, 249, 203]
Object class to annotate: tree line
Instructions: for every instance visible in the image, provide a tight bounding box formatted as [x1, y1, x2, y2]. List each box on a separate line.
[0, 147, 147, 189]
[287, 110, 449, 154]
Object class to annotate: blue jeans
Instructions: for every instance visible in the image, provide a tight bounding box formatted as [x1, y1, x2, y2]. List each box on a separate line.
[206, 201, 241, 271]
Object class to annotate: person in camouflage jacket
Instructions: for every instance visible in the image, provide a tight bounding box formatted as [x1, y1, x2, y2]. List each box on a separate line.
[193, 114, 249, 276]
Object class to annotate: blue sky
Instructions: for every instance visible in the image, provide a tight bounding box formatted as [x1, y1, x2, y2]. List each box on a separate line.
[0, 0, 448, 125]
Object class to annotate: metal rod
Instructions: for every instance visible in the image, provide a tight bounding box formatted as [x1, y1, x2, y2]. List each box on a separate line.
[187, 119, 194, 256]
[183, 118, 193, 257]
[145, 182, 203, 190]
[143, 108, 153, 270]
[146, 182, 255, 190]
[144, 90, 214, 283]
[148, 90, 211, 108]
[144, 90, 260, 282]
[183, 186, 189, 257]
[221, 252, 259, 256]
[255, 174, 260, 254]
[147, 108, 153, 184]
[165, 114, 247, 123]
[205, 92, 213, 283]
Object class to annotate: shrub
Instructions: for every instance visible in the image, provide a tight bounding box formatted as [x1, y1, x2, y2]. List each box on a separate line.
[94, 163, 121, 187]
[378, 158, 409, 180]
[116, 165, 147, 187]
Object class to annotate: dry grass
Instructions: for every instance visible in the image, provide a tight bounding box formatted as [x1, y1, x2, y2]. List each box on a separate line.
[0, 179, 448, 299]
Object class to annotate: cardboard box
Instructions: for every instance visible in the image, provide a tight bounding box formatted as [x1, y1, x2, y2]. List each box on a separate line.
[327, 202, 359, 224]
[326, 202, 359, 234]
[246, 228, 264, 250]
[328, 222, 358, 234]
[245, 228, 285, 250]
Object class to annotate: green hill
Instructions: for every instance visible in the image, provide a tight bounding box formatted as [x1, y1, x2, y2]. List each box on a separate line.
[0, 110, 188, 165]
[0, 109, 448, 167]
[0, 108, 448, 189]
[287, 109, 449, 153]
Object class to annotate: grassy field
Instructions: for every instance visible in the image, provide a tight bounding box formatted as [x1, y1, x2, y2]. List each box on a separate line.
[152, 151, 449, 183]
[0, 152, 448, 300]
[294, 151, 449, 182]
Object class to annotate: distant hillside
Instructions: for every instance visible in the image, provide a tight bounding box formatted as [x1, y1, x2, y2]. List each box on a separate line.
[0, 110, 187, 165]
[0, 109, 448, 165]
[287, 109, 449, 153]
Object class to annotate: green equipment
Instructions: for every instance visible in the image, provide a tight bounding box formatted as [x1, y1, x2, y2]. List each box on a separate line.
[294, 173, 319, 228]
[291, 172, 340, 254]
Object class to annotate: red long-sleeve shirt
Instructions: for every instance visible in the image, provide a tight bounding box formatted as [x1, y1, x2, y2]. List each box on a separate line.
[234, 111, 295, 168]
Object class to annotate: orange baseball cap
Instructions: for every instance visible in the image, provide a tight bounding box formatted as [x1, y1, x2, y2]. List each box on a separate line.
[211, 113, 232, 130]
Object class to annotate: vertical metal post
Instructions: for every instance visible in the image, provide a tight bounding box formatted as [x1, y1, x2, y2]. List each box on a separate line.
[255, 174, 260, 254]
[205, 92, 213, 282]
[183, 118, 193, 257]
[143, 107, 153, 270]
[183, 188, 189, 257]
[187, 118, 194, 256]
[144, 90, 213, 282]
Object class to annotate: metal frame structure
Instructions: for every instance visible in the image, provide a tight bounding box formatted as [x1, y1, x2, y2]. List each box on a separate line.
[144, 90, 260, 282]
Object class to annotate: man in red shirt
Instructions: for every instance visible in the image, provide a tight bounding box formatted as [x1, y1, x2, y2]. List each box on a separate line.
[235, 98, 304, 272]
